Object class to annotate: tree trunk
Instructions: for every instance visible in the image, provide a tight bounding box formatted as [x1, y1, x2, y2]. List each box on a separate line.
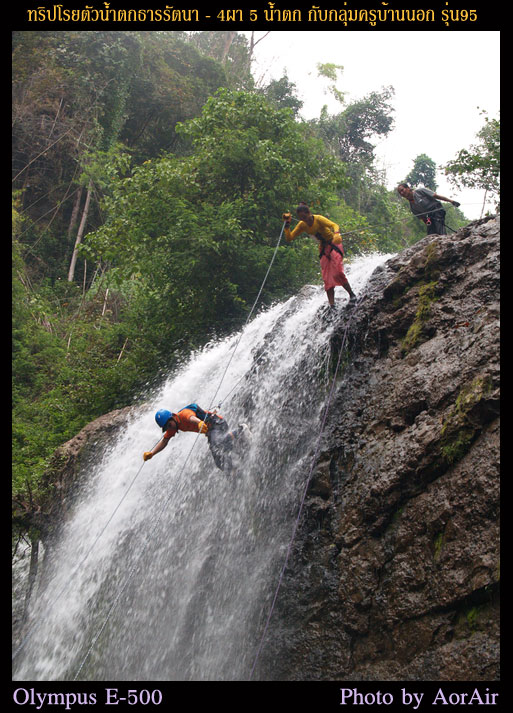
[480, 189, 488, 219]
[68, 179, 93, 282]
[67, 185, 83, 240]
[249, 31, 271, 63]
[221, 31, 236, 64]
[22, 537, 39, 626]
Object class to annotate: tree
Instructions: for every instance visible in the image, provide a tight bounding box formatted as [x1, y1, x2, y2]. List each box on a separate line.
[186, 31, 254, 90]
[312, 87, 395, 214]
[444, 111, 500, 204]
[121, 32, 227, 160]
[12, 32, 141, 284]
[12, 31, 230, 285]
[173, 88, 347, 233]
[259, 74, 303, 116]
[405, 153, 438, 190]
[316, 62, 346, 105]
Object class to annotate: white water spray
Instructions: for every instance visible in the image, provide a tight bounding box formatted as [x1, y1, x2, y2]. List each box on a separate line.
[13, 253, 391, 681]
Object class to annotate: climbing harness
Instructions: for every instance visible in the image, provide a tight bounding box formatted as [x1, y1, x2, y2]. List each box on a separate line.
[249, 295, 363, 680]
[318, 235, 344, 260]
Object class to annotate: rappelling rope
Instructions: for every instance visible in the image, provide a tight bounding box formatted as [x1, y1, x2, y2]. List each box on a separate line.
[248, 295, 362, 680]
[213, 202, 481, 404]
[207, 221, 286, 413]
[215, 206, 447, 410]
[199, 203, 477, 411]
[17, 207, 471, 675]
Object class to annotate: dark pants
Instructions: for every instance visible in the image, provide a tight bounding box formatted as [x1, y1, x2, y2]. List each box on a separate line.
[426, 209, 446, 236]
[206, 415, 234, 472]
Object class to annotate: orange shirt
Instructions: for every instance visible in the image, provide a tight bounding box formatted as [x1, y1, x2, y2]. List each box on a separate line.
[164, 408, 203, 439]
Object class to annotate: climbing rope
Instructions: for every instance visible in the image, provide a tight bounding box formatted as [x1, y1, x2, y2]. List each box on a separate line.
[207, 221, 286, 412]
[288, 203, 473, 241]
[216, 204, 472, 411]
[248, 295, 363, 680]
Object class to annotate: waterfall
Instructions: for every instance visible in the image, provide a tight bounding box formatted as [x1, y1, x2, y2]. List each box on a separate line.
[13, 253, 391, 682]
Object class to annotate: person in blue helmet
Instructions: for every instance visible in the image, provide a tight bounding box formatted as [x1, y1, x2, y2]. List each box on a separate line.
[143, 403, 251, 474]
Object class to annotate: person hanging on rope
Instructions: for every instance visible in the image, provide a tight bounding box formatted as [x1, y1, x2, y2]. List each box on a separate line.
[397, 183, 460, 236]
[143, 404, 251, 474]
[282, 202, 357, 308]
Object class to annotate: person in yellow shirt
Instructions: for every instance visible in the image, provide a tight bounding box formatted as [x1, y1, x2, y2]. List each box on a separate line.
[283, 202, 356, 307]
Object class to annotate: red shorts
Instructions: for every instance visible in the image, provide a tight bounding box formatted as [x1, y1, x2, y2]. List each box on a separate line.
[320, 244, 349, 291]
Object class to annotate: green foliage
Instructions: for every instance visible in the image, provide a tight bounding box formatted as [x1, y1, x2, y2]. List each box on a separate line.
[406, 153, 438, 191]
[440, 376, 493, 465]
[187, 31, 254, 91]
[174, 88, 347, 231]
[444, 111, 500, 202]
[316, 62, 346, 104]
[314, 86, 395, 168]
[82, 89, 348, 369]
[13, 237, 140, 501]
[259, 74, 304, 116]
[12, 31, 228, 285]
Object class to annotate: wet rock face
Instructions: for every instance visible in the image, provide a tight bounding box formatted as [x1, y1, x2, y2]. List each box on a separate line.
[260, 217, 500, 681]
[38, 406, 134, 537]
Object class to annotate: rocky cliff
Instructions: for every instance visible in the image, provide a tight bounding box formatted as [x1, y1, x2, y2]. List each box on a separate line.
[257, 215, 500, 681]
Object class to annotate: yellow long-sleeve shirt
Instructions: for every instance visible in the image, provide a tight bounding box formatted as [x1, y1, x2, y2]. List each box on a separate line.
[284, 214, 342, 253]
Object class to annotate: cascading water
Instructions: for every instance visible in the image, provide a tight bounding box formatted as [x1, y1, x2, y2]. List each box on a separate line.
[13, 253, 391, 682]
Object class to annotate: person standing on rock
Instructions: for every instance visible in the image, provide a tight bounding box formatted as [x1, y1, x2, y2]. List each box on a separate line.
[143, 404, 251, 474]
[397, 183, 460, 236]
[282, 202, 357, 308]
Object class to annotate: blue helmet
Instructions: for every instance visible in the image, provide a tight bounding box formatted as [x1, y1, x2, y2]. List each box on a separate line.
[155, 408, 173, 430]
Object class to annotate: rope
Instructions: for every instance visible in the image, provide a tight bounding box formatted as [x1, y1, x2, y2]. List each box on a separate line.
[207, 221, 285, 412]
[338, 205, 449, 238]
[17, 205, 469, 676]
[288, 204, 467, 241]
[218, 204, 466, 410]
[69, 207, 442, 671]
[248, 295, 362, 680]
